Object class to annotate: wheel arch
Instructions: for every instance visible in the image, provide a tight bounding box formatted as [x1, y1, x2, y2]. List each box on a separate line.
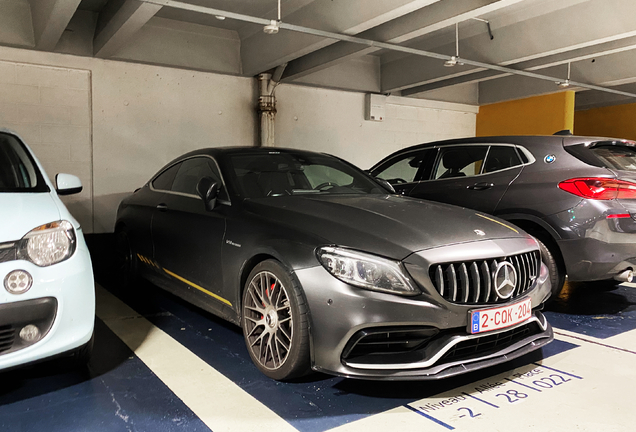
[237, 253, 315, 367]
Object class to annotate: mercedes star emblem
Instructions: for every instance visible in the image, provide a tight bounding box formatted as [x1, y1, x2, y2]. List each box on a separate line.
[493, 261, 517, 299]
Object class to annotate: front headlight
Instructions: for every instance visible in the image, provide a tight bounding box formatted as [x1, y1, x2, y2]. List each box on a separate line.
[18, 220, 77, 266]
[317, 246, 420, 296]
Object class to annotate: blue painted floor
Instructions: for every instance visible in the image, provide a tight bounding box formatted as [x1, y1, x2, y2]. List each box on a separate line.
[1, 236, 634, 432]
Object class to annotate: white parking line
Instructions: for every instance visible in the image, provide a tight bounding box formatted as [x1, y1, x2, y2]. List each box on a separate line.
[95, 284, 299, 432]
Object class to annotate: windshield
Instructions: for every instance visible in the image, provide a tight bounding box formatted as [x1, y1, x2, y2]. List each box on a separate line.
[0, 132, 48, 192]
[229, 152, 387, 198]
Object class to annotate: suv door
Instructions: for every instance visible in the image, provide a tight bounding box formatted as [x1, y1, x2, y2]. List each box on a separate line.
[409, 144, 524, 213]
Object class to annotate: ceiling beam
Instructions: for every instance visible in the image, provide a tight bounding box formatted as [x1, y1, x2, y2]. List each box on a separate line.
[240, 0, 442, 77]
[282, 0, 523, 82]
[94, 0, 162, 58]
[28, 0, 82, 50]
[382, 0, 636, 93]
[478, 47, 636, 105]
[403, 34, 636, 96]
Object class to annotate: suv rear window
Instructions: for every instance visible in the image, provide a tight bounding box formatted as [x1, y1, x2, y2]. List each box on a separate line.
[590, 145, 636, 171]
[0, 133, 48, 192]
[566, 141, 636, 171]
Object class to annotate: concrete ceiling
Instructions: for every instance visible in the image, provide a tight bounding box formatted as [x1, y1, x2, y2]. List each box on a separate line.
[3, 0, 636, 109]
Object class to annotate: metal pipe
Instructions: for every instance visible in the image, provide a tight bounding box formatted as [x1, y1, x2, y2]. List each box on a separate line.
[140, 0, 636, 100]
[258, 74, 276, 147]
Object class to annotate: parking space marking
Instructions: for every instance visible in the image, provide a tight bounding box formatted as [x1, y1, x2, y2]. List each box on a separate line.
[95, 284, 298, 432]
[554, 328, 636, 355]
[325, 329, 636, 431]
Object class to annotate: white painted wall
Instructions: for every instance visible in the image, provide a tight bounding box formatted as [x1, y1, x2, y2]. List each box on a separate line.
[275, 86, 477, 169]
[0, 45, 477, 234]
[0, 46, 256, 233]
[0, 60, 92, 231]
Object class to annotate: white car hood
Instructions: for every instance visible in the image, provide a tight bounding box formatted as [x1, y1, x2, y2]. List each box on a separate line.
[0, 193, 61, 243]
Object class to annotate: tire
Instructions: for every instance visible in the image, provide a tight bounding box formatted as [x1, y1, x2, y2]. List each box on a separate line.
[535, 237, 565, 300]
[241, 260, 310, 381]
[114, 229, 138, 288]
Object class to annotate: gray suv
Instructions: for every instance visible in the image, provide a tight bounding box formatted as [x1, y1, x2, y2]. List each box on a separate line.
[370, 134, 636, 297]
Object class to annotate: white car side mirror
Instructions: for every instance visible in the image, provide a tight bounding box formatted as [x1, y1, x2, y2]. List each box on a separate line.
[55, 173, 83, 195]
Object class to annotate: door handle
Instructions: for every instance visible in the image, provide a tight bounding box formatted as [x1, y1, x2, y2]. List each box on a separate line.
[467, 182, 494, 190]
[156, 203, 168, 211]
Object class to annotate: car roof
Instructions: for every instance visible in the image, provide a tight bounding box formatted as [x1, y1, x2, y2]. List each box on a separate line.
[175, 146, 330, 159]
[373, 134, 630, 162]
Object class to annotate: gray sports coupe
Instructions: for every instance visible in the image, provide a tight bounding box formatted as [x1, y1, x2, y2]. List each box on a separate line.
[116, 147, 553, 381]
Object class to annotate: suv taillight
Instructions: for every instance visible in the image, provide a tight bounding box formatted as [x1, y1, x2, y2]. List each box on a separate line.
[558, 177, 636, 200]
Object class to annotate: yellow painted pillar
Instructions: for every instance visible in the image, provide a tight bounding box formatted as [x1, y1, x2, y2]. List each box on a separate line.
[476, 91, 575, 136]
[574, 103, 636, 141]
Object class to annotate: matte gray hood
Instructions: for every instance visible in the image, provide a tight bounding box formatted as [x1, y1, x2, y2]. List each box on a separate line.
[246, 194, 527, 260]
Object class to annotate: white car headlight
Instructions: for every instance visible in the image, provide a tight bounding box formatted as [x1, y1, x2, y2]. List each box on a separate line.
[18, 220, 77, 266]
[317, 246, 420, 296]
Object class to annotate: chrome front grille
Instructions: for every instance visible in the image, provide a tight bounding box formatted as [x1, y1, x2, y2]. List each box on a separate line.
[429, 251, 540, 305]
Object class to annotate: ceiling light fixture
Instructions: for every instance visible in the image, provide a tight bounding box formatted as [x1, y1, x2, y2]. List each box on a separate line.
[444, 23, 464, 67]
[556, 62, 571, 88]
[263, 0, 281, 34]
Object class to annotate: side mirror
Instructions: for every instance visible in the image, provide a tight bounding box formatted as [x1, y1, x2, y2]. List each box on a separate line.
[376, 178, 396, 193]
[197, 177, 219, 211]
[55, 173, 83, 195]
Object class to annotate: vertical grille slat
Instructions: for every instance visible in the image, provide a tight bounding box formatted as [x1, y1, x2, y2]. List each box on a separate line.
[481, 261, 491, 303]
[429, 251, 540, 305]
[459, 263, 469, 303]
[435, 265, 445, 298]
[469, 262, 480, 303]
[447, 264, 458, 302]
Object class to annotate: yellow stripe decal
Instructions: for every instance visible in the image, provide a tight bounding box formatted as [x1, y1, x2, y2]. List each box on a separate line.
[476, 213, 519, 233]
[163, 268, 233, 307]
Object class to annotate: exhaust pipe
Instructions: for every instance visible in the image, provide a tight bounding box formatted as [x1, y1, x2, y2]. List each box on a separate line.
[614, 269, 634, 283]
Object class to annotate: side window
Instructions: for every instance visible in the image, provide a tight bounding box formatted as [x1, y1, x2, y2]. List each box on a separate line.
[152, 163, 180, 191]
[172, 157, 229, 201]
[434, 146, 488, 179]
[373, 149, 435, 183]
[375, 154, 420, 183]
[483, 146, 522, 173]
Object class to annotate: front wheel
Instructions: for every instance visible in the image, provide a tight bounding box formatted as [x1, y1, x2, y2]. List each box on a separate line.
[242, 260, 310, 381]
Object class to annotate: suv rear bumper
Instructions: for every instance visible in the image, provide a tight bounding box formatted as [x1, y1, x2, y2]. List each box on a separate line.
[558, 237, 636, 281]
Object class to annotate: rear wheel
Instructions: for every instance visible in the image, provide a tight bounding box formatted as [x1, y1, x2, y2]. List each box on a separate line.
[535, 237, 565, 300]
[114, 229, 138, 287]
[242, 260, 310, 381]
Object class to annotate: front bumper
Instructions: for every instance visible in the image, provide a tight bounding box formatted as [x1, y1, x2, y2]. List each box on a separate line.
[0, 234, 95, 371]
[297, 239, 552, 380]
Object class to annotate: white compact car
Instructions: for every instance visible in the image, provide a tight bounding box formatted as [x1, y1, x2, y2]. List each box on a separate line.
[0, 129, 95, 371]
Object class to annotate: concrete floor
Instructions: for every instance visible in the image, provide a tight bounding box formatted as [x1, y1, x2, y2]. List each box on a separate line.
[1, 239, 635, 432]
